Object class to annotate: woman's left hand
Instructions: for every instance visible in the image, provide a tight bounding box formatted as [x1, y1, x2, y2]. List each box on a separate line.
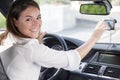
[38, 32, 46, 43]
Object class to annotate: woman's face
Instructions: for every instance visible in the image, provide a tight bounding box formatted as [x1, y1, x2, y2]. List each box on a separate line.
[13, 6, 42, 38]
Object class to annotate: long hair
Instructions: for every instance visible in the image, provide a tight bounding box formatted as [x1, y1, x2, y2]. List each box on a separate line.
[0, 0, 40, 45]
[0, 31, 8, 45]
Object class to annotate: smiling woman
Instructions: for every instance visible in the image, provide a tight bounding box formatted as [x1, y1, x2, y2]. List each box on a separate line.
[0, 0, 107, 80]
[13, 6, 42, 38]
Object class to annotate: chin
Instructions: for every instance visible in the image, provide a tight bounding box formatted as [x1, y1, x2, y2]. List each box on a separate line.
[31, 35, 39, 38]
[29, 33, 39, 38]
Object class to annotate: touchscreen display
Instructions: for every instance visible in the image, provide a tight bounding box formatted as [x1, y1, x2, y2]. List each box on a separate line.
[97, 53, 120, 65]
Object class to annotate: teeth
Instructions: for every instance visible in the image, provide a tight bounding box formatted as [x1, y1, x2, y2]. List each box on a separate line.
[30, 29, 38, 32]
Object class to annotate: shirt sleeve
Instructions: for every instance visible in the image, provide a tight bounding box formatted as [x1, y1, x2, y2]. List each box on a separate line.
[25, 40, 81, 71]
[64, 50, 81, 71]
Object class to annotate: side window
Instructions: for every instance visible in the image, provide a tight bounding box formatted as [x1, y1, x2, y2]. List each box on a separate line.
[0, 12, 6, 30]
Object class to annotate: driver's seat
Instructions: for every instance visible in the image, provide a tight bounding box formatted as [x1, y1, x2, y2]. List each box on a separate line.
[0, 57, 10, 80]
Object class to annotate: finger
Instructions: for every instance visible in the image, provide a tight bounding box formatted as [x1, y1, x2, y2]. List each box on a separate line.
[40, 32, 47, 39]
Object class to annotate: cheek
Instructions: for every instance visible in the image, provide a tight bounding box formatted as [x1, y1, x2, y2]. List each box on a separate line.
[36, 21, 42, 34]
[15, 19, 28, 30]
[17, 22, 30, 34]
[19, 27, 29, 33]
[39, 20, 42, 29]
[37, 19, 42, 26]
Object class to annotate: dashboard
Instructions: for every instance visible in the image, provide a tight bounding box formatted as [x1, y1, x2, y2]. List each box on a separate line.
[71, 51, 120, 80]
[43, 34, 120, 80]
[66, 40, 120, 80]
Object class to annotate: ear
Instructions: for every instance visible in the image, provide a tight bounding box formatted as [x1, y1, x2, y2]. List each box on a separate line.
[13, 18, 19, 28]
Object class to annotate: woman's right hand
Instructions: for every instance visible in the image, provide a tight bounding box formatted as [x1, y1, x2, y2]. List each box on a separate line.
[76, 20, 108, 59]
[91, 20, 108, 41]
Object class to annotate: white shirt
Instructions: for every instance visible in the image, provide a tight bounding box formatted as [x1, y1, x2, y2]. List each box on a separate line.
[0, 33, 17, 53]
[0, 38, 81, 80]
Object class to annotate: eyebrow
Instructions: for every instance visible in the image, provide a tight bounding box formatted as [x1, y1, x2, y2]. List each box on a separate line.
[25, 14, 41, 18]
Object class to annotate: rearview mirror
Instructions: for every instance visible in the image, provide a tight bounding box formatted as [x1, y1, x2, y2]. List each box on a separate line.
[80, 4, 108, 15]
[79, 0, 112, 15]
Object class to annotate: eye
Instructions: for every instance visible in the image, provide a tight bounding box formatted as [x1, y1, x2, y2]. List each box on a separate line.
[26, 18, 32, 21]
[37, 15, 41, 20]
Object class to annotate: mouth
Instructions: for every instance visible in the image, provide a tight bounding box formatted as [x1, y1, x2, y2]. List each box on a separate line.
[30, 28, 38, 33]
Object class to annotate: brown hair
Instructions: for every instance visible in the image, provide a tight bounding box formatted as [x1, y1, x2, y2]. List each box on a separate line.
[0, 31, 8, 45]
[0, 0, 40, 45]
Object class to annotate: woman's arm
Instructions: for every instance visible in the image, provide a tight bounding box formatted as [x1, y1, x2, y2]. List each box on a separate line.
[76, 21, 107, 59]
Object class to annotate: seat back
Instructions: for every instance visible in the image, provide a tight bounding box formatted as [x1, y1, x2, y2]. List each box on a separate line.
[0, 57, 10, 80]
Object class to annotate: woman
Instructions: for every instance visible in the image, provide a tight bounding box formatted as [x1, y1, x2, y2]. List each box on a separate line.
[0, 0, 107, 80]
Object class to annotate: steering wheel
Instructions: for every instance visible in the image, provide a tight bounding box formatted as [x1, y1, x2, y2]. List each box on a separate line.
[39, 33, 68, 80]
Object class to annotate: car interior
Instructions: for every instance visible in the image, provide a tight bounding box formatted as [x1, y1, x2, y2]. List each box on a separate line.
[0, 0, 120, 80]
[0, 57, 10, 80]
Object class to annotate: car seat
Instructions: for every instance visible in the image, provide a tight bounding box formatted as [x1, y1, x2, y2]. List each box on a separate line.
[0, 57, 10, 80]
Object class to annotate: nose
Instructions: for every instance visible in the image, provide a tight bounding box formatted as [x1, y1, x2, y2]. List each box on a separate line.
[33, 19, 41, 26]
[33, 19, 38, 24]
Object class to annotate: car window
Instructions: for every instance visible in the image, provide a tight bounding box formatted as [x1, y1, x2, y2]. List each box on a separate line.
[39, 0, 120, 44]
[0, 12, 6, 31]
[0, 0, 120, 44]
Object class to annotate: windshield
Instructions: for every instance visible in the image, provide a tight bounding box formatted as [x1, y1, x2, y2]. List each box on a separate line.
[39, 0, 120, 44]
[0, 0, 120, 43]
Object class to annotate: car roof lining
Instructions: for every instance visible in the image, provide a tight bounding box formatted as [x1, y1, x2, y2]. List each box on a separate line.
[0, 0, 13, 17]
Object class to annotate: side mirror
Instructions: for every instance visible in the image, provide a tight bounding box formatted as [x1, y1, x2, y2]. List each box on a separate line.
[79, 1, 112, 15]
